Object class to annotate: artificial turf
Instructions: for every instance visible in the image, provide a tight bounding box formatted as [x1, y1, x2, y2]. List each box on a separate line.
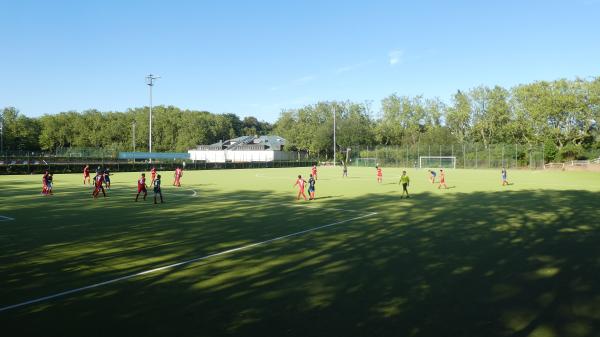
[0, 167, 599, 337]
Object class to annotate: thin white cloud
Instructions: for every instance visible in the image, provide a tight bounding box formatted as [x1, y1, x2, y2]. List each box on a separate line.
[293, 75, 316, 84]
[336, 59, 375, 74]
[269, 75, 316, 92]
[389, 49, 403, 66]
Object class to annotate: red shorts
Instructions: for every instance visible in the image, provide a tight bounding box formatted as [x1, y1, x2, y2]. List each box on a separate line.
[138, 186, 147, 193]
[84, 173, 89, 177]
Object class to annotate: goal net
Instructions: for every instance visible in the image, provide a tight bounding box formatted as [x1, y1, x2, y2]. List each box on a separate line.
[419, 156, 456, 169]
[354, 157, 378, 167]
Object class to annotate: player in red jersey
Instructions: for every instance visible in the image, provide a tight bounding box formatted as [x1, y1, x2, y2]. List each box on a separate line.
[41, 171, 49, 195]
[376, 165, 383, 183]
[135, 173, 148, 201]
[150, 167, 157, 185]
[438, 169, 448, 189]
[83, 165, 90, 185]
[92, 172, 106, 198]
[293, 175, 308, 200]
[311, 165, 318, 180]
[173, 167, 183, 187]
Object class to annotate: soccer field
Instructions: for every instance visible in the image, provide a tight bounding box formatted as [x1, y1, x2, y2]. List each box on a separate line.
[1, 167, 599, 337]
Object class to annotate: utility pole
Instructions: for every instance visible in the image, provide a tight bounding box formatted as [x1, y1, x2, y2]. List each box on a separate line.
[146, 74, 160, 162]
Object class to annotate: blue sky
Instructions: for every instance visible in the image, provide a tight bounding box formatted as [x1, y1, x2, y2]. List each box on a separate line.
[1, 0, 599, 122]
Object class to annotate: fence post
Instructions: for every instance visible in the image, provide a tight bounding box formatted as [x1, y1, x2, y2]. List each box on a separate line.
[475, 144, 478, 169]
[542, 143, 544, 167]
[515, 144, 518, 169]
[488, 146, 491, 168]
[463, 143, 466, 169]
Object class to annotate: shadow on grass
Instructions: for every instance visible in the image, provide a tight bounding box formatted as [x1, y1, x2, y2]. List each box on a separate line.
[1, 187, 599, 337]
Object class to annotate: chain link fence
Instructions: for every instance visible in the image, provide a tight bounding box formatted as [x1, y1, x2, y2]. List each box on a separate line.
[346, 143, 547, 169]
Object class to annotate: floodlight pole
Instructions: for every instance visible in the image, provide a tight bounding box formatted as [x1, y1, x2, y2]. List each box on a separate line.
[0, 117, 3, 156]
[133, 121, 136, 152]
[146, 74, 160, 163]
[333, 104, 336, 167]
[132, 121, 136, 159]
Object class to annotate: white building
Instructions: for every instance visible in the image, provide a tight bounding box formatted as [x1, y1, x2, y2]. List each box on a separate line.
[188, 135, 303, 163]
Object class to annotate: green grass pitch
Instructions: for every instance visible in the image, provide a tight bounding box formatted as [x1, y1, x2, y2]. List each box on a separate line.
[1, 167, 599, 337]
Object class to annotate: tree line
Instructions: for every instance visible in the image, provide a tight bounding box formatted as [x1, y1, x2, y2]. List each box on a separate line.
[0, 106, 272, 153]
[2, 76, 599, 161]
[275, 77, 600, 161]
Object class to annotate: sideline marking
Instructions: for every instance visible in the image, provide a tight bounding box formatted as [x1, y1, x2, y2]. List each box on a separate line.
[0, 215, 15, 221]
[0, 211, 377, 313]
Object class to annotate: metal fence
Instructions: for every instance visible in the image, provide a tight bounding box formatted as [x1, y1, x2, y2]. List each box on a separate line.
[0, 149, 316, 175]
[347, 143, 548, 169]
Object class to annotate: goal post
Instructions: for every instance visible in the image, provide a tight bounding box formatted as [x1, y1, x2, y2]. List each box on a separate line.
[419, 156, 456, 169]
[354, 157, 378, 167]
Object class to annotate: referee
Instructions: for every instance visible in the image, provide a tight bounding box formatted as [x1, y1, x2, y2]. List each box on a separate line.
[399, 171, 410, 199]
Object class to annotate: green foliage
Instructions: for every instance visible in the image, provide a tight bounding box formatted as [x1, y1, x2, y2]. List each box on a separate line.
[4, 106, 270, 153]
[558, 143, 585, 161]
[3, 76, 600, 162]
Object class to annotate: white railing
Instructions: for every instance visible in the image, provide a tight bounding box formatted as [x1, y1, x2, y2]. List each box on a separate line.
[569, 160, 590, 166]
[544, 163, 565, 170]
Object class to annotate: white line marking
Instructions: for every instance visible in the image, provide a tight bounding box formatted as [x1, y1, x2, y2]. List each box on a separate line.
[0, 211, 377, 313]
[0, 215, 15, 221]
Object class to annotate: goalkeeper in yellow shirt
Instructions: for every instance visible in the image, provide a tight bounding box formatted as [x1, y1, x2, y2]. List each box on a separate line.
[399, 170, 410, 199]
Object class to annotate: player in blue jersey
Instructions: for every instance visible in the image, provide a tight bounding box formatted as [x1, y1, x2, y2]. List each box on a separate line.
[501, 168, 509, 186]
[153, 174, 164, 204]
[428, 170, 437, 184]
[308, 174, 316, 200]
[103, 168, 111, 190]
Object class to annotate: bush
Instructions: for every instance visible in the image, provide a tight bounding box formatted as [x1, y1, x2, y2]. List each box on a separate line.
[558, 144, 585, 161]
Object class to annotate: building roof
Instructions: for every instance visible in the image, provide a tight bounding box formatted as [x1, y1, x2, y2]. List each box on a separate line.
[193, 135, 287, 151]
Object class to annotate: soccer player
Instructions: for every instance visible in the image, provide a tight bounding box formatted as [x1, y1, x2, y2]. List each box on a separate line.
[428, 170, 437, 184]
[308, 174, 316, 200]
[92, 172, 106, 198]
[173, 167, 182, 187]
[399, 171, 410, 199]
[311, 165, 318, 180]
[342, 161, 348, 177]
[46, 173, 54, 195]
[153, 174, 164, 204]
[103, 168, 111, 190]
[501, 168, 509, 186]
[376, 165, 383, 183]
[83, 165, 91, 185]
[293, 175, 307, 200]
[41, 171, 49, 195]
[150, 167, 157, 185]
[438, 169, 448, 189]
[135, 173, 148, 201]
